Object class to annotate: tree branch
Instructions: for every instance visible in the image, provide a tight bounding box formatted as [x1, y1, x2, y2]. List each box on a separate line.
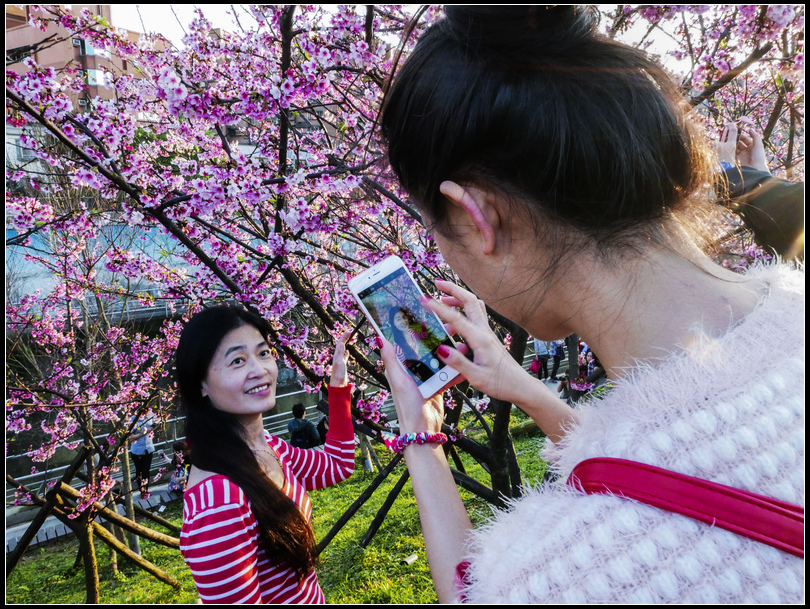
[689, 42, 774, 107]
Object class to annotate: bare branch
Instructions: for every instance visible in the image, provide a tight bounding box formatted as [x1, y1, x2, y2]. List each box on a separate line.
[690, 43, 774, 107]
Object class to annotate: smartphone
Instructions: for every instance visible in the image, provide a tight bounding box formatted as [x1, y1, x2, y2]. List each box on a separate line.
[348, 255, 460, 398]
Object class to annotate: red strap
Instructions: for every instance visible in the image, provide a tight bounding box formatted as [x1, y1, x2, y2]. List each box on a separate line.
[567, 457, 804, 558]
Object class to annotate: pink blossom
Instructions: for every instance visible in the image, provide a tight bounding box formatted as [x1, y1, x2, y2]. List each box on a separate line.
[5, 5, 803, 496]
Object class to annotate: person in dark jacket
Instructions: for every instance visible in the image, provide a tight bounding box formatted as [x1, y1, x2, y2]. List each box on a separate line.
[716, 122, 804, 261]
[287, 402, 320, 449]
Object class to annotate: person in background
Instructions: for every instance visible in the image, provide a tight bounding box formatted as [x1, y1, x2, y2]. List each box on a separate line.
[129, 412, 155, 496]
[288, 402, 321, 449]
[532, 336, 550, 380]
[168, 440, 191, 492]
[549, 340, 565, 381]
[585, 351, 596, 378]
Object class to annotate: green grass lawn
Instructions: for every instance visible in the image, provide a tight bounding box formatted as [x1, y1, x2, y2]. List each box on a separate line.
[6, 419, 548, 604]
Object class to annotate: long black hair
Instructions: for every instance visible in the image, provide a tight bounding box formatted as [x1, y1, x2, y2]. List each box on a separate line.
[381, 6, 712, 255]
[388, 307, 421, 359]
[175, 305, 317, 577]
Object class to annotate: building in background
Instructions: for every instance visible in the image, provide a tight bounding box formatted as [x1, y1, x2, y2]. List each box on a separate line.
[6, 5, 141, 108]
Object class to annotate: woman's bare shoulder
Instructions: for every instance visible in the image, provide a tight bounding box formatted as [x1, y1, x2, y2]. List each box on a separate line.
[185, 465, 226, 491]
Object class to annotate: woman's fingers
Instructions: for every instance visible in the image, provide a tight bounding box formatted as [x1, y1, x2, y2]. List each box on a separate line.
[423, 281, 489, 340]
[722, 122, 737, 143]
[422, 296, 483, 345]
[435, 280, 488, 325]
[715, 122, 737, 165]
[436, 343, 477, 380]
[329, 330, 352, 387]
[454, 343, 471, 357]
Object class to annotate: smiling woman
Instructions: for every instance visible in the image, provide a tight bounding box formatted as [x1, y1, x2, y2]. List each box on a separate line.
[200, 325, 280, 418]
[174, 306, 355, 603]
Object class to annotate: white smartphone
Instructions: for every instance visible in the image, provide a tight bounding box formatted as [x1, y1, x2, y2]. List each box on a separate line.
[348, 255, 460, 398]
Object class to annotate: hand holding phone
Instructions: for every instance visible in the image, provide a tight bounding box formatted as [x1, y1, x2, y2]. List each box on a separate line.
[348, 256, 461, 398]
[418, 279, 546, 408]
[376, 334, 447, 434]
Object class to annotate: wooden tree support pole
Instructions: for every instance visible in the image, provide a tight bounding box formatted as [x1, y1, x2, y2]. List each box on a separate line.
[506, 439, 524, 498]
[447, 445, 466, 474]
[6, 446, 90, 576]
[451, 434, 492, 465]
[8, 473, 180, 590]
[360, 468, 410, 548]
[122, 499, 181, 535]
[58, 483, 179, 549]
[91, 521, 181, 589]
[316, 452, 403, 555]
[450, 468, 500, 507]
[359, 434, 383, 472]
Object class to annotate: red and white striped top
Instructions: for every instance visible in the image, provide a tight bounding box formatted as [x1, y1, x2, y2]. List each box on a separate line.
[180, 385, 355, 604]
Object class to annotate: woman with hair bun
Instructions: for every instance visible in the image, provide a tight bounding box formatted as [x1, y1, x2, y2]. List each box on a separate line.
[378, 5, 803, 604]
[176, 306, 355, 603]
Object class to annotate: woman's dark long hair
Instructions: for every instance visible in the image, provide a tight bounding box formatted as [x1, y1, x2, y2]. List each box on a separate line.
[388, 307, 421, 360]
[381, 6, 713, 257]
[175, 306, 317, 577]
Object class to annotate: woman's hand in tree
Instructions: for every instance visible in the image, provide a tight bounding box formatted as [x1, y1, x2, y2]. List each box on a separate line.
[329, 330, 351, 387]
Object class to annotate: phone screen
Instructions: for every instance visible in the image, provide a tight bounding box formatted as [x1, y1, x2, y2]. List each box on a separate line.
[357, 267, 453, 385]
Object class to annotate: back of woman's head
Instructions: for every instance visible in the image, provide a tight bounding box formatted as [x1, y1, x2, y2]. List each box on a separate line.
[382, 6, 711, 251]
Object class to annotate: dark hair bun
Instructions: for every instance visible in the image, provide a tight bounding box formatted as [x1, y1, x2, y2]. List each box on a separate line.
[442, 5, 597, 56]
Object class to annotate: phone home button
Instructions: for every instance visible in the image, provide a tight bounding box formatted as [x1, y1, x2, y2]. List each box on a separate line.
[439, 371, 448, 382]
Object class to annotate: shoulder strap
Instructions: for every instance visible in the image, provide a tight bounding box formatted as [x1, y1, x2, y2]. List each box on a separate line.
[567, 457, 804, 558]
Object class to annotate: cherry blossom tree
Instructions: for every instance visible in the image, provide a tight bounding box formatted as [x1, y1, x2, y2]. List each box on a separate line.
[6, 5, 804, 602]
[607, 5, 803, 176]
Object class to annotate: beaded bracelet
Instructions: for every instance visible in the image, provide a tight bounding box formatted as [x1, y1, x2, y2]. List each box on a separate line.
[381, 431, 448, 453]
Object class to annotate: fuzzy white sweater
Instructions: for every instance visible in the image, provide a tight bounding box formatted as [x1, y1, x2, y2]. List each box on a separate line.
[463, 264, 804, 604]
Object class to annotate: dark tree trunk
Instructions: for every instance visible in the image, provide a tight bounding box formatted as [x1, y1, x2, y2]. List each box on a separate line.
[360, 469, 411, 548]
[566, 334, 579, 379]
[488, 324, 528, 501]
[76, 514, 101, 603]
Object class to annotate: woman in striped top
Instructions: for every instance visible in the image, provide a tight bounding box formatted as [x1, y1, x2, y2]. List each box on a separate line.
[175, 306, 355, 603]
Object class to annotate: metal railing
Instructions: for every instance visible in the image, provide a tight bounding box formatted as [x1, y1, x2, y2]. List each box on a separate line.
[7, 349, 563, 505]
[5, 386, 398, 505]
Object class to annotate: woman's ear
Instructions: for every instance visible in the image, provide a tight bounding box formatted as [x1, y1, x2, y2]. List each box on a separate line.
[439, 181, 498, 255]
[200, 381, 208, 398]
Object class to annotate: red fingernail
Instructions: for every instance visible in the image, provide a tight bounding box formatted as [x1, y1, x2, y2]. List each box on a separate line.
[437, 345, 450, 358]
[375, 336, 383, 350]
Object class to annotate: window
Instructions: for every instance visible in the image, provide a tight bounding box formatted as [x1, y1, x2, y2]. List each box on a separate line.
[16, 139, 36, 161]
[86, 69, 112, 87]
[79, 40, 111, 59]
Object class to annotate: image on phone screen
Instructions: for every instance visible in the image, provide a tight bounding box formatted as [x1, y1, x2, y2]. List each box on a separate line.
[356, 266, 453, 385]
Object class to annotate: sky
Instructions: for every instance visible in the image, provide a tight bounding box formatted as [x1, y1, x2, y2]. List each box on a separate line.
[109, 5, 254, 46]
[108, 5, 685, 76]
